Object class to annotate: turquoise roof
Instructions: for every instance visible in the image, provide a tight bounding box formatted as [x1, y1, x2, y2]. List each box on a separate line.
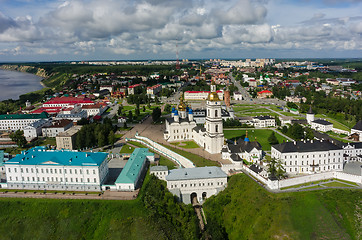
[5, 146, 108, 167]
[0, 112, 49, 120]
[0, 150, 5, 166]
[115, 148, 153, 184]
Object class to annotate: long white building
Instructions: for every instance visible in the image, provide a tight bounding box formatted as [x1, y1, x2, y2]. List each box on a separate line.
[3, 146, 108, 191]
[0, 112, 50, 131]
[271, 140, 345, 175]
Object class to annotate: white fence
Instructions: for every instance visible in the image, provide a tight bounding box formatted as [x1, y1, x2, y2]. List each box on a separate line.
[127, 135, 195, 168]
[222, 163, 362, 190]
[332, 128, 350, 135]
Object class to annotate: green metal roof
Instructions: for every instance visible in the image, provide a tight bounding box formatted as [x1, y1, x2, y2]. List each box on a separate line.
[115, 148, 153, 184]
[0, 112, 49, 120]
[5, 146, 108, 167]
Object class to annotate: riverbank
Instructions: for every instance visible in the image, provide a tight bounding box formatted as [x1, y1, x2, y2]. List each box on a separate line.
[0, 69, 45, 101]
[0, 64, 48, 78]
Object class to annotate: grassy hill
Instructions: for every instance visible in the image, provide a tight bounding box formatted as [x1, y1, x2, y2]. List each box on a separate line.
[0, 175, 199, 240]
[203, 174, 361, 240]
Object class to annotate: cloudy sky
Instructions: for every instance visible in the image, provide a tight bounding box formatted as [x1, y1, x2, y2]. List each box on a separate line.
[0, 0, 361, 61]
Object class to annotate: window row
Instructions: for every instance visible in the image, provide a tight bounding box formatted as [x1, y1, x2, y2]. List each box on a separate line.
[8, 167, 97, 175]
[9, 176, 97, 183]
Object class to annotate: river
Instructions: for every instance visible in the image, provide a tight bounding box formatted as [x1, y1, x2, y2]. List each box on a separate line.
[0, 69, 44, 101]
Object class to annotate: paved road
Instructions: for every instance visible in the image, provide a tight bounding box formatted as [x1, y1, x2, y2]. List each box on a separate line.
[229, 72, 251, 101]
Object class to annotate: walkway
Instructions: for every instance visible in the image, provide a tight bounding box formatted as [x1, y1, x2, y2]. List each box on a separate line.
[0, 189, 139, 200]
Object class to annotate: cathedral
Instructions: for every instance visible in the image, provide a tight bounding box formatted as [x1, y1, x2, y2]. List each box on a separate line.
[164, 82, 224, 154]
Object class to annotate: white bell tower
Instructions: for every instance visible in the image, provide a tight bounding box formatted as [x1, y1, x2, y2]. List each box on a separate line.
[204, 82, 224, 154]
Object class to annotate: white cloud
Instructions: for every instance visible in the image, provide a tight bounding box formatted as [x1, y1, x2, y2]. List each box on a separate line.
[0, 0, 361, 60]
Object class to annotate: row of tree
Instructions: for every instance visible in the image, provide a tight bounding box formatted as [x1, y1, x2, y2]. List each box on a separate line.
[280, 123, 314, 141]
[75, 119, 117, 149]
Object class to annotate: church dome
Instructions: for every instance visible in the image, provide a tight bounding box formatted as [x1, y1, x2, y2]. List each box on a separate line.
[207, 91, 220, 101]
[178, 95, 187, 111]
[244, 131, 250, 142]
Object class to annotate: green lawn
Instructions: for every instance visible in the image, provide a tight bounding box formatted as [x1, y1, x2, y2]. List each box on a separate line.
[323, 182, 355, 188]
[178, 141, 200, 148]
[223, 129, 288, 151]
[203, 174, 362, 240]
[120, 144, 135, 154]
[337, 179, 359, 187]
[302, 185, 324, 190]
[161, 144, 220, 167]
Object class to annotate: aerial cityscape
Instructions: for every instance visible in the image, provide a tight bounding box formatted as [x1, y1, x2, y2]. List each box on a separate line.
[0, 0, 361, 240]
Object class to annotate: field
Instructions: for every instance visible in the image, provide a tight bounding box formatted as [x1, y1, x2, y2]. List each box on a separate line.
[233, 104, 298, 117]
[203, 174, 362, 240]
[223, 129, 288, 150]
[0, 175, 200, 240]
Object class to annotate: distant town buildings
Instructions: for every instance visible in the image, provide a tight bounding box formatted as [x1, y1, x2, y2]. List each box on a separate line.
[184, 90, 224, 101]
[257, 90, 273, 98]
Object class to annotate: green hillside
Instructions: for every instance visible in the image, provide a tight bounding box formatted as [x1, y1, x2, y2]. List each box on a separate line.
[0, 175, 199, 240]
[203, 174, 361, 240]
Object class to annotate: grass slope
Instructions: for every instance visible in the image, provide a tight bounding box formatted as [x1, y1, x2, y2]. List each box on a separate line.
[0, 175, 199, 240]
[203, 174, 362, 240]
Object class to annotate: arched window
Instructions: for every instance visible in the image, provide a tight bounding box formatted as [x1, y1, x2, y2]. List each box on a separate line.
[208, 109, 210, 117]
[216, 125, 218, 133]
[215, 110, 218, 117]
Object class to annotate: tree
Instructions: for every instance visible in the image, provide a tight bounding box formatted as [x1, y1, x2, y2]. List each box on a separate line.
[117, 104, 123, 116]
[305, 127, 315, 140]
[97, 131, 106, 147]
[152, 107, 161, 123]
[267, 158, 286, 180]
[164, 104, 171, 113]
[10, 130, 27, 148]
[77, 118, 89, 125]
[135, 107, 140, 117]
[268, 132, 279, 145]
[128, 110, 133, 122]
[108, 131, 116, 147]
[275, 116, 281, 126]
[155, 96, 160, 104]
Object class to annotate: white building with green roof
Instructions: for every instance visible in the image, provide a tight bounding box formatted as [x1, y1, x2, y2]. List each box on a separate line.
[3, 146, 108, 191]
[114, 148, 154, 191]
[0, 112, 50, 131]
